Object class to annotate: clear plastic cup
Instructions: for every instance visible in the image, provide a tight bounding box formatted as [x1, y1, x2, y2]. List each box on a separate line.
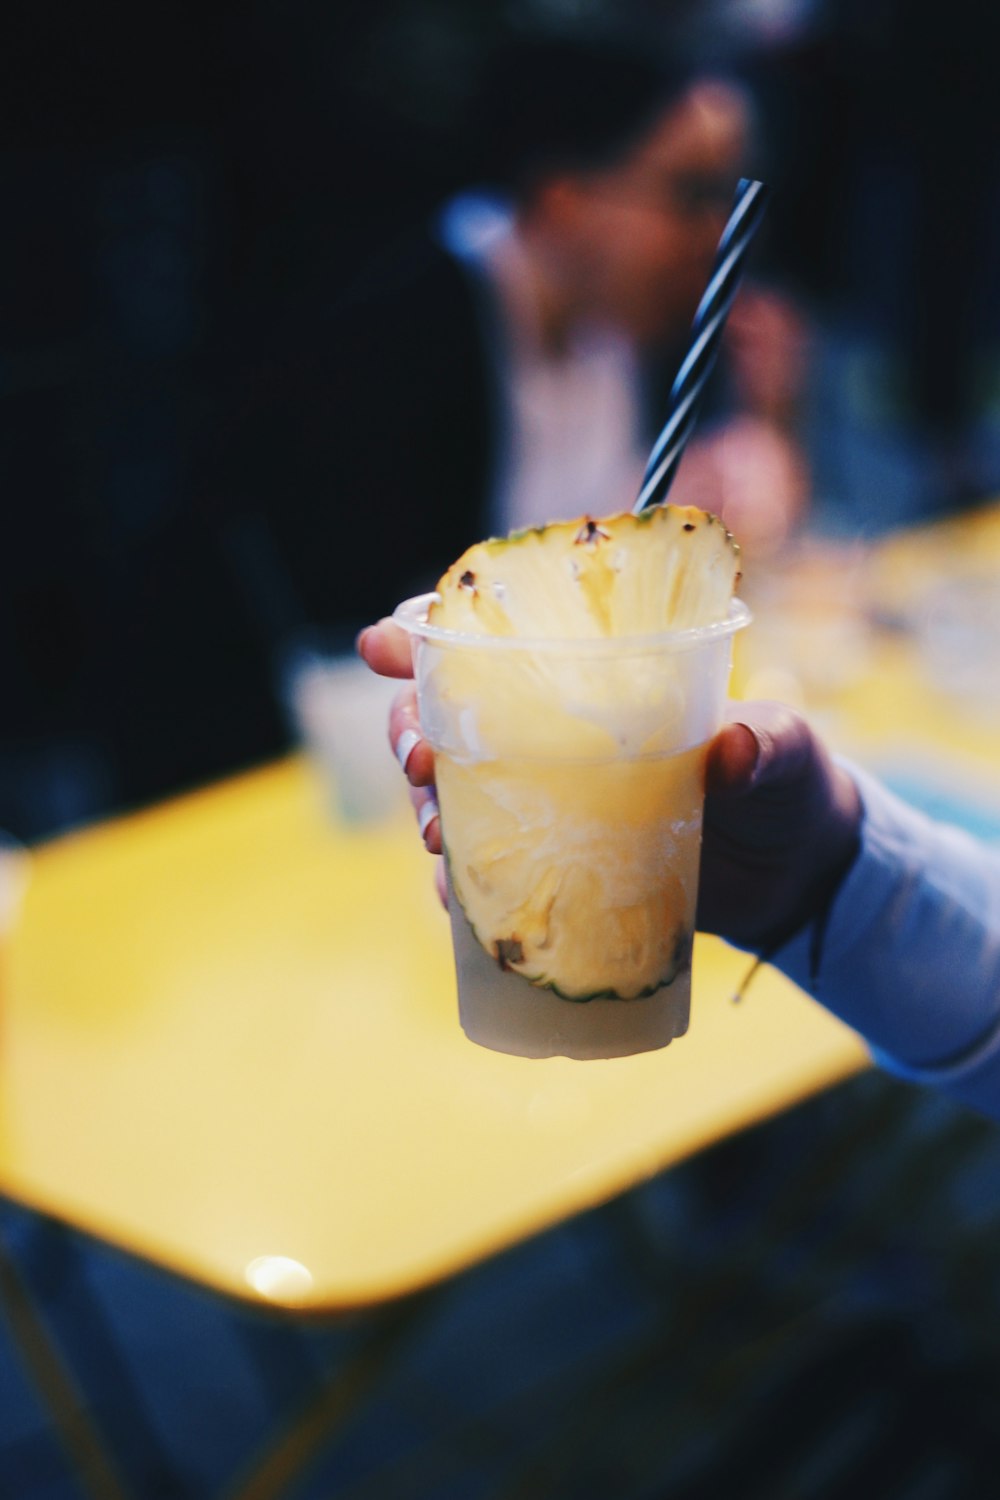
[394, 593, 750, 1059]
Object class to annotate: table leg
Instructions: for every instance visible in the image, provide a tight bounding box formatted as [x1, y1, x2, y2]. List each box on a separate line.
[223, 1289, 441, 1500]
[0, 1218, 133, 1500]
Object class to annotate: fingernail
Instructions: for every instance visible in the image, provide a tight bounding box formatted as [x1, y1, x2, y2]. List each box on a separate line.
[355, 626, 372, 657]
[418, 793, 439, 839]
[395, 729, 421, 774]
[733, 722, 763, 784]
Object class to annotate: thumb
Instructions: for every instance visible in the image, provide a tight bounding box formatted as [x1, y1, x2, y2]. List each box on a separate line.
[705, 720, 759, 796]
[706, 701, 815, 799]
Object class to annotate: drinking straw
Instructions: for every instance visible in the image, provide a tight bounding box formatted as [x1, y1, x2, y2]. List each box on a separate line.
[634, 177, 771, 513]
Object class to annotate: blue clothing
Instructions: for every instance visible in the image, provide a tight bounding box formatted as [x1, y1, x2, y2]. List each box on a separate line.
[775, 765, 1000, 1120]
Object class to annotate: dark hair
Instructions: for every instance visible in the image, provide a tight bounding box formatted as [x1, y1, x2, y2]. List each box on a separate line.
[473, 27, 693, 197]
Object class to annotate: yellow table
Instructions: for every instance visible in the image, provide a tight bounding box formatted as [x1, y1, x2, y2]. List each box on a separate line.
[0, 756, 866, 1314]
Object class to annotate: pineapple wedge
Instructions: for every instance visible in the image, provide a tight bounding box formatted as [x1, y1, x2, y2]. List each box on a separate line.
[427, 506, 740, 1002]
[429, 505, 739, 639]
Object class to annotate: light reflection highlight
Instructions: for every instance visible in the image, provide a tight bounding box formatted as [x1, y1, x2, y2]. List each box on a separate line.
[244, 1255, 315, 1305]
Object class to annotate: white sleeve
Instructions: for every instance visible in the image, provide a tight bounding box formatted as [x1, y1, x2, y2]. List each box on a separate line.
[770, 763, 1000, 1120]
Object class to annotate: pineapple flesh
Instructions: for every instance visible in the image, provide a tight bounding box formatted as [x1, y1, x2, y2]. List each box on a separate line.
[426, 506, 740, 1003]
[430, 506, 739, 640]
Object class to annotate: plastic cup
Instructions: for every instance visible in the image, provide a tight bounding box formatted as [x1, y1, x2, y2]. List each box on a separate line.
[394, 593, 750, 1059]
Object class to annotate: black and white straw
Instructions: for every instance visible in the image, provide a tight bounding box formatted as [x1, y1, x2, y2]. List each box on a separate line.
[634, 177, 771, 514]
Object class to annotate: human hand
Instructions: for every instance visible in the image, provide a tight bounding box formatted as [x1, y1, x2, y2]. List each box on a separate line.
[725, 284, 810, 425]
[668, 416, 808, 557]
[700, 701, 861, 952]
[356, 617, 442, 864]
[358, 622, 862, 951]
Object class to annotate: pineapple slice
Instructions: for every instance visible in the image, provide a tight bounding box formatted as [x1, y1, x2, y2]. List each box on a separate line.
[427, 506, 740, 1002]
[429, 505, 739, 639]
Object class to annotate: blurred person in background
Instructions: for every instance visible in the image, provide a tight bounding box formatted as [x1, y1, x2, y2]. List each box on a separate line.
[212, 26, 809, 657]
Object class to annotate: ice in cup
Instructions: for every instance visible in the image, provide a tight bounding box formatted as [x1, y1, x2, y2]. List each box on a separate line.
[394, 507, 749, 1059]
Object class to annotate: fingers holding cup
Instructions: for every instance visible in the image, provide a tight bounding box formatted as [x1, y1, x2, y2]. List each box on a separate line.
[389, 683, 435, 788]
[409, 782, 442, 855]
[356, 618, 415, 679]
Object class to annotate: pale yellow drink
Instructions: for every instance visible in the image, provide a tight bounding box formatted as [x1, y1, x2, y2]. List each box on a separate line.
[394, 588, 749, 1059]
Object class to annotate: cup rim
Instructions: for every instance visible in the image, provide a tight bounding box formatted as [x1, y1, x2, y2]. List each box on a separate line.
[392, 593, 751, 655]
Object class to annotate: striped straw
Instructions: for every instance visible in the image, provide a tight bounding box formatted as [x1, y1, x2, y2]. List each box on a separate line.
[634, 177, 770, 514]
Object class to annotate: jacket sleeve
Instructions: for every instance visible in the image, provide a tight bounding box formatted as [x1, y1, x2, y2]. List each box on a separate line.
[771, 764, 1000, 1120]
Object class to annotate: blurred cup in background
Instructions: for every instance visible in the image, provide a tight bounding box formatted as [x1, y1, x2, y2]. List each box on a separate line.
[738, 538, 874, 716]
[0, 832, 30, 939]
[915, 572, 1000, 723]
[279, 631, 405, 825]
